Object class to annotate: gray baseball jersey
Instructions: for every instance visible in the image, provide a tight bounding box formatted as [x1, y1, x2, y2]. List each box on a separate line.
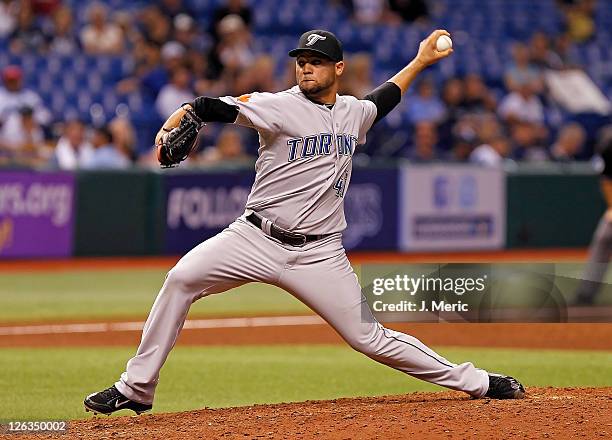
[113, 87, 491, 405]
[220, 86, 377, 234]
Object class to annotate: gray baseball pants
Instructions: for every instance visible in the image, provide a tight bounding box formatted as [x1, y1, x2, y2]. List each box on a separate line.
[575, 215, 612, 304]
[115, 216, 489, 404]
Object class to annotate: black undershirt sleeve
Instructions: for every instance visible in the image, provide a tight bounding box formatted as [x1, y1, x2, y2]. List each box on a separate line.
[192, 96, 239, 123]
[363, 81, 402, 124]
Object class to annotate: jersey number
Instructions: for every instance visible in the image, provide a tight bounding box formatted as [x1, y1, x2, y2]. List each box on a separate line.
[334, 175, 346, 198]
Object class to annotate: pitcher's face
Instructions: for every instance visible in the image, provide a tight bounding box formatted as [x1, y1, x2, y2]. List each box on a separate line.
[295, 52, 343, 97]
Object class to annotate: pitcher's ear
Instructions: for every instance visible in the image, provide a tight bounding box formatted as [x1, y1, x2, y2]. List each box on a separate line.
[336, 61, 345, 75]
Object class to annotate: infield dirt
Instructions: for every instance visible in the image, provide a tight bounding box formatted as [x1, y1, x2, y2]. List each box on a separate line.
[11, 387, 611, 440]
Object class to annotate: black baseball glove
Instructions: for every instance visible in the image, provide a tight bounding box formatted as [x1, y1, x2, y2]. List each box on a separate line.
[157, 108, 205, 168]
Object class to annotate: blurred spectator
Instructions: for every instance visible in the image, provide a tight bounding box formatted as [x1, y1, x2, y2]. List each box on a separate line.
[210, 0, 252, 42]
[173, 13, 207, 52]
[109, 116, 136, 161]
[158, 0, 194, 20]
[498, 83, 545, 126]
[446, 136, 475, 162]
[0, 0, 18, 37]
[476, 115, 504, 146]
[511, 122, 548, 162]
[559, 0, 596, 43]
[0, 66, 51, 127]
[470, 136, 512, 167]
[550, 122, 586, 161]
[388, 0, 429, 23]
[199, 126, 253, 166]
[553, 33, 580, 69]
[450, 115, 479, 150]
[82, 126, 130, 169]
[155, 65, 195, 119]
[438, 78, 465, 146]
[31, 0, 61, 16]
[406, 79, 445, 124]
[153, 41, 185, 86]
[116, 40, 161, 95]
[212, 14, 255, 77]
[54, 119, 95, 170]
[441, 78, 464, 116]
[80, 2, 124, 55]
[342, 0, 399, 25]
[117, 41, 185, 105]
[235, 55, 278, 95]
[504, 42, 543, 94]
[9, 1, 46, 54]
[529, 31, 563, 71]
[140, 5, 172, 46]
[461, 74, 497, 114]
[192, 51, 224, 96]
[44, 5, 79, 55]
[340, 53, 373, 98]
[0, 106, 44, 159]
[280, 58, 298, 91]
[405, 122, 439, 162]
[114, 10, 141, 51]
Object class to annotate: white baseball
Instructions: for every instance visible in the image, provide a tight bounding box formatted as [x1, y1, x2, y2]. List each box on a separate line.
[436, 35, 452, 51]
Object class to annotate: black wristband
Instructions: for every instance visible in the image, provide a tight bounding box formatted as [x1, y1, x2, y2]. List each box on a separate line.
[363, 82, 402, 124]
[192, 96, 239, 123]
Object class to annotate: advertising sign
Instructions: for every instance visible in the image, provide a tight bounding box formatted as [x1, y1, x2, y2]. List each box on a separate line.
[0, 172, 75, 258]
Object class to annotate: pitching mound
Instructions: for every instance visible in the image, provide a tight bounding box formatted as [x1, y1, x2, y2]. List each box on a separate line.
[18, 387, 611, 440]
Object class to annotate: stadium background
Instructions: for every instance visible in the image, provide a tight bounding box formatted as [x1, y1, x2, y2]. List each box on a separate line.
[0, 0, 611, 438]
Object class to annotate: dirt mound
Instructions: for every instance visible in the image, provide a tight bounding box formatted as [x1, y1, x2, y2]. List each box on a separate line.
[16, 387, 611, 440]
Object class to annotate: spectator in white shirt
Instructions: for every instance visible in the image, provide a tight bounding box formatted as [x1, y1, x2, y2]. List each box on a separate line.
[80, 2, 123, 55]
[0, 106, 45, 166]
[155, 65, 195, 120]
[498, 83, 544, 125]
[54, 120, 95, 170]
[0, 0, 17, 38]
[470, 136, 512, 167]
[0, 66, 52, 127]
[46, 5, 79, 55]
[0, 106, 43, 149]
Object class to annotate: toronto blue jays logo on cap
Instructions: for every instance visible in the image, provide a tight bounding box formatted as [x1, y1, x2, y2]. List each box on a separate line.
[306, 34, 327, 46]
[288, 30, 343, 62]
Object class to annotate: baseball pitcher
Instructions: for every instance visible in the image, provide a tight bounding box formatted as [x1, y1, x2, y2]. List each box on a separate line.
[84, 29, 525, 415]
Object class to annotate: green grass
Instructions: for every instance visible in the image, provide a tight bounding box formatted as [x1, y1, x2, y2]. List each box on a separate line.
[0, 345, 610, 421]
[0, 270, 309, 322]
[2, 262, 610, 322]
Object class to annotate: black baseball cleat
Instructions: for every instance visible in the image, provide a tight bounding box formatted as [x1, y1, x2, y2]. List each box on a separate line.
[485, 373, 526, 399]
[84, 385, 152, 415]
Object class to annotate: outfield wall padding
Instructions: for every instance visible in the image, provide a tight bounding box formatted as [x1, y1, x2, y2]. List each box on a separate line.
[74, 170, 164, 256]
[505, 172, 605, 248]
[0, 166, 603, 257]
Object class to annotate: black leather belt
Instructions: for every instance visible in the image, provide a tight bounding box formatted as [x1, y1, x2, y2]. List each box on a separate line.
[246, 213, 330, 247]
